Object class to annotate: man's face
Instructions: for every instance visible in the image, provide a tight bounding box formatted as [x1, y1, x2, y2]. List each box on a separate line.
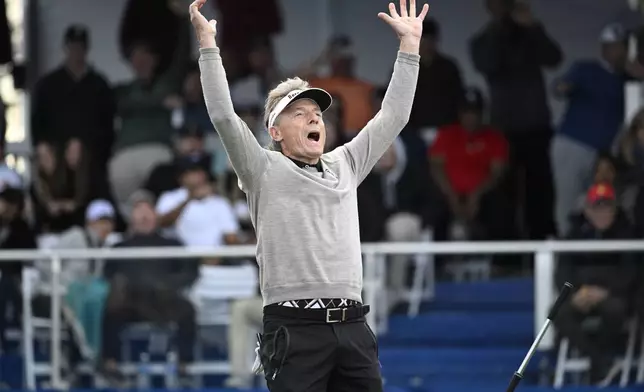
[249, 46, 273, 73]
[130, 202, 157, 234]
[88, 219, 114, 240]
[460, 109, 482, 131]
[129, 45, 158, 81]
[486, 0, 513, 18]
[270, 99, 326, 162]
[180, 169, 208, 190]
[602, 42, 627, 69]
[64, 41, 87, 64]
[176, 135, 204, 156]
[183, 71, 202, 103]
[584, 204, 616, 231]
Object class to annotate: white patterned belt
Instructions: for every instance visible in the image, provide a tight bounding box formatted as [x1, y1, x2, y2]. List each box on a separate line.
[276, 298, 360, 309]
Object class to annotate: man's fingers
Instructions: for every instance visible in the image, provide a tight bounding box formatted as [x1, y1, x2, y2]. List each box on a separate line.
[378, 12, 395, 25]
[418, 4, 429, 20]
[388, 2, 400, 18]
[399, 0, 408, 17]
[409, 0, 416, 17]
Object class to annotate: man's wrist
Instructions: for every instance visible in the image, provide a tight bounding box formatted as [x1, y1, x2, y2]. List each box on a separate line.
[198, 35, 217, 49]
[399, 37, 421, 55]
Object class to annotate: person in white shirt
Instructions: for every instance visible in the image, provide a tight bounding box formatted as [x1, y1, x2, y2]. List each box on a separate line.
[156, 156, 239, 248]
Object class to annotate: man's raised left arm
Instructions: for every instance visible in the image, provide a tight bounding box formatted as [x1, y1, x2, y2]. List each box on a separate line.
[340, 0, 428, 184]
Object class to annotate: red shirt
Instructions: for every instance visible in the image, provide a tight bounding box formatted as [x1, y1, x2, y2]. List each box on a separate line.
[429, 124, 508, 195]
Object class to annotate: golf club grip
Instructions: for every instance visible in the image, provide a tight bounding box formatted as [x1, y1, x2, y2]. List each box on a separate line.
[547, 282, 574, 320]
[505, 372, 522, 392]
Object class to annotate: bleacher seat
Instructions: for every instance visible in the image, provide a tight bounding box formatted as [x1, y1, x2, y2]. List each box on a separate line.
[553, 317, 641, 388]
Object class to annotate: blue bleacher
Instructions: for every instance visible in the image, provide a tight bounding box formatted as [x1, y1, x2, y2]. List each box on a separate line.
[3, 277, 635, 392]
[377, 277, 545, 390]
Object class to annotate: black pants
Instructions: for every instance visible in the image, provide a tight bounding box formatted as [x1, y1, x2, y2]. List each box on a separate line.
[553, 296, 627, 381]
[260, 313, 382, 392]
[433, 187, 515, 242]
[101, 289, 196, 364]
[504, 131, 556, 239]
[0, 276, 20, 351]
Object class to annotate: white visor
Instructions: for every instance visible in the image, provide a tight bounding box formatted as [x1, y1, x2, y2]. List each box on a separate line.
[267, 88, 333, 128]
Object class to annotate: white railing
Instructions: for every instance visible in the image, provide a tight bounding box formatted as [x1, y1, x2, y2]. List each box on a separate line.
[3, 239, 644, 389]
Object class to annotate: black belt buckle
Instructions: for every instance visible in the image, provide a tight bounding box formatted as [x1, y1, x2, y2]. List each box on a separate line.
[325, 307, 347, 323]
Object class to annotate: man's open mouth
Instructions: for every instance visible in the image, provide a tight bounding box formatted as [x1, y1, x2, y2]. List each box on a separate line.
[307, 131, 320, 142]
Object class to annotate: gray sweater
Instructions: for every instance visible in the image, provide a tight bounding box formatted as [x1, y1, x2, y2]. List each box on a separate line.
[199, 47, 419, 306]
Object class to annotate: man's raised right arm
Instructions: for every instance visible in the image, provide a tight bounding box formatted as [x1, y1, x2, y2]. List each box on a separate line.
[191, 0, 267, 189]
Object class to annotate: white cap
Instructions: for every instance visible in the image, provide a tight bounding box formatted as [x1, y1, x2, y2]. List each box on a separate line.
[85, 199, 115, 221]
[267, 88, 333, 129]
[600, 23, 627, 44]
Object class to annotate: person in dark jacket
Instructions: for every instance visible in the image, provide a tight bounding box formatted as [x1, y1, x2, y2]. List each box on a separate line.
[30, 25, 115, 179]
[100, 190, 198, 387]
[553, 182, 639, 383]
[469, 0, 562, 240]
[0, 187, 37, 351]
[407, 18, 464, 133]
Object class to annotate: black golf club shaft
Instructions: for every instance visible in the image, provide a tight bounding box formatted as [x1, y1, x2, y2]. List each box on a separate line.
[505, 282, 574, 392]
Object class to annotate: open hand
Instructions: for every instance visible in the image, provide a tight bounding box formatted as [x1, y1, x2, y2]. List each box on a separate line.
[378, 0, 430, 46]
[189, 0, 217, 48]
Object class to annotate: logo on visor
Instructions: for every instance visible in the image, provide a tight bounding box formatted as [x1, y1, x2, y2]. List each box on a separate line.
[287, 90, 302, 100]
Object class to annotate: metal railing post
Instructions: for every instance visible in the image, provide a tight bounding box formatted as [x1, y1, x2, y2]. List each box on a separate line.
[534, 250, 556, 351]
[22, 266, 35, 390]
[50, 255, 63, 389]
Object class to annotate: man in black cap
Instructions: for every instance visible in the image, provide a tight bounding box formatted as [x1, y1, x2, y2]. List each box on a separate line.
[144, 124, 214, 199]
[429, 87, 512, 242]
[31, 24, 115, 183]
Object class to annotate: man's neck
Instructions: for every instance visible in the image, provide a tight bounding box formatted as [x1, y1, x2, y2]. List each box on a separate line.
[286, 155, 322, 171]
[65, 61, 87, 80]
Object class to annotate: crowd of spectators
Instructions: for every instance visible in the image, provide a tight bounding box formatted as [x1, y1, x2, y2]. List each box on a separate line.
[0, 0, 642, 388]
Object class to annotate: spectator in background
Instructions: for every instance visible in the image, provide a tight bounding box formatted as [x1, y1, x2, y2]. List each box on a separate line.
[430, 87, 511, 242]
[223, 294, 263, 389]
[101, 190, 197, 387]
[307, 35, 375, 134]
[470, 0, 562, 239]
[31, 142, 85, 233]
[38, 200, 120, 288]
[48, 200, 121, 362]
[156, 157, 239, 252]
[361, 136, 434, 305]
[568, 154, 634, 224]
[109, 13, 191, 212]
[552, 23, 643, 236]
[617, 108, 644, 232]
[407, 18, 463, 135]
[554, 182, 638, 383]
[145, 125, 213, 200]
[30, 25, 115, 181]
[0, 187, 37, 352]
[247, 37, 284, 95]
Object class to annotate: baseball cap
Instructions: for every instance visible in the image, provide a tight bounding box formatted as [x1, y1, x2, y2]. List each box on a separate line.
[267, 88, 333, 128]
[586, 183, 616, 206]
[460, 87, 485, 111]
[85, 199, 115, 221]
[600, 23, 627, 44]
[177, 124, 205, 139]
[176, 155, 208, 174]
[64, 24, 89, 46]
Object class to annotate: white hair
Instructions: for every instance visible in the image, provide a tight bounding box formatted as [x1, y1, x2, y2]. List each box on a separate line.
[263, 77, 311, 151]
